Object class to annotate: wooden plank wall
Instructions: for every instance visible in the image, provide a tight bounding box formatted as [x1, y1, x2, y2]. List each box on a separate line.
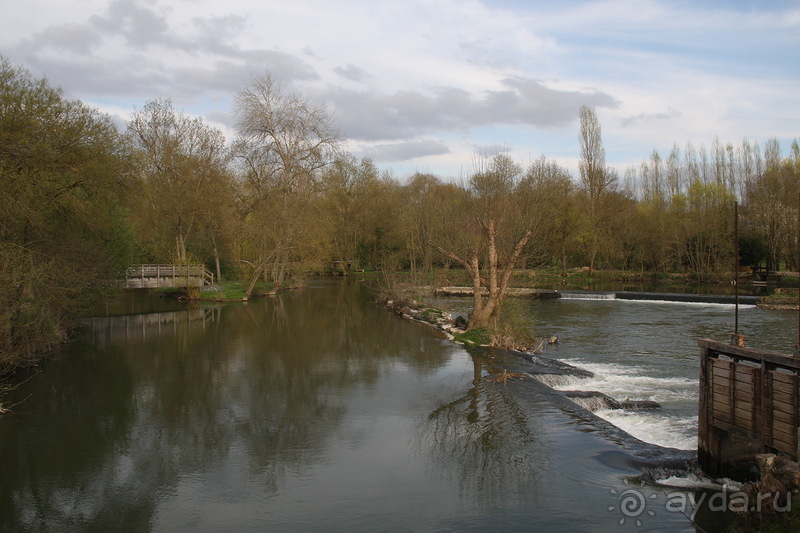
[699, 339, 800, 478]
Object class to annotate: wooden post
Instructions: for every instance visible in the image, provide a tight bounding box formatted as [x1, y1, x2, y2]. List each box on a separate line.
[794, 377, 799, 458]
[698, 342, 714, 475]
[734, 201, 739, 341]
[761, 360, 768, 451]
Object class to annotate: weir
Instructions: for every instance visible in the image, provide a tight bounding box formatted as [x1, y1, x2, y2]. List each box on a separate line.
[433, 286, 758, 305]
[558, 290, 616, 300]
[698, 338, 800, 480]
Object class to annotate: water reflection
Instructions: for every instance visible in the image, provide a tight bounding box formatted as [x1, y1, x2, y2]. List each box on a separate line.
[86, 306, 218, 346]
[0, 281, 460, 531]
[1, 281, 733, 531]
[418, 352, 543, 507]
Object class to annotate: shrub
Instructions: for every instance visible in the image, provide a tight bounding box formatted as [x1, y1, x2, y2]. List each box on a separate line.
[488, 299, 537, 351]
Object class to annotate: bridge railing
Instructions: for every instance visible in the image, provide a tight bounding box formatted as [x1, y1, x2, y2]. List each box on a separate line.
[125, 264, 214, 288]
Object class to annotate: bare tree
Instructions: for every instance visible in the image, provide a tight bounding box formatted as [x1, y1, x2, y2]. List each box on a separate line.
[428, 154, 532, 330]
[233, 73, 342, 297]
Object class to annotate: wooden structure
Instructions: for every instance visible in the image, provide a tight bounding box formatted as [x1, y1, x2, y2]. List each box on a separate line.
[125, 264, 214, 289]
[698, 339, 800, 479]
[329, 260, 361, 275]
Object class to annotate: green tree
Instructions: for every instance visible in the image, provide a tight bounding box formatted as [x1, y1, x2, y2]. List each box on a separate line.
[126, 99, 233, 268]
[0, 57, 133, 370]
[319, 154, 401, 272]
[519, 156, 579, 273]
[675, 180, 735, 274]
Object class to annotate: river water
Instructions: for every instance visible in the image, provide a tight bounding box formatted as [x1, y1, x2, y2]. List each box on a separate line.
[432, 293, 798, 453]
[0, 281, 796, 532]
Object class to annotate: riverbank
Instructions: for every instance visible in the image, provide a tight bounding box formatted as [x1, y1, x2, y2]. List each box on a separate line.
[152, 280, 297, 301]
[757, 289, 800, 310]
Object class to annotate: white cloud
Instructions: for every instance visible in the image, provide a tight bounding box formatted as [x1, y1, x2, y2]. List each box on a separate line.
[1, 0, 797, 177]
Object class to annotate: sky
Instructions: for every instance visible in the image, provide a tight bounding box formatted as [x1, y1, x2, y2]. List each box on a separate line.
[1, 0, 798, 180]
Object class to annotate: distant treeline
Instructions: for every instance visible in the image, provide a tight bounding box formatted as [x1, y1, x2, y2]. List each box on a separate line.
[1, 56, 798, 368]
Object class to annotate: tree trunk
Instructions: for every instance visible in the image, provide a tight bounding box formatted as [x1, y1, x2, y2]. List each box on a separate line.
[468, 254, 484, 329]
[430, 226, 531, 332]
[176, 233, 187, 264]
[270, 250, 289, 294]
[467, 226, 532, 330]
[212, 232, 222, 283]
[244, 263, 264, 300]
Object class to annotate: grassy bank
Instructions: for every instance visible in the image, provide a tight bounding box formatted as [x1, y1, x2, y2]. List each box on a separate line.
[154, 280, 277, 301]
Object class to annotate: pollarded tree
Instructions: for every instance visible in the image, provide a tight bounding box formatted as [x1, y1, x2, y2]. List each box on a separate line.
[428, 154, 532, 330]
[233, 73, 342, 296]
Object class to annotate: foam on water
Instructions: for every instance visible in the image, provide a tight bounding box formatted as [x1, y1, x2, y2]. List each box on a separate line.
[652, 474, 742, 491]
[531, 373, 588, 388]
[559, 292, 616, 300]
[619, 299, 757, 309]
[549, 359, 698, 450]
[553, 360, 697, 402]
[596, 409, 697, 450]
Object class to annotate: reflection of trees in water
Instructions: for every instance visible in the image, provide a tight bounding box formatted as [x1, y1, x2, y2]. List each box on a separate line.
[0, 340, 151, 531]
[0, 281, 455, 530]
[418, 354, 544, 508]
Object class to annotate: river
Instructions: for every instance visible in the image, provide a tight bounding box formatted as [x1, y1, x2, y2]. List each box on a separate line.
[0, 280, 796, 531]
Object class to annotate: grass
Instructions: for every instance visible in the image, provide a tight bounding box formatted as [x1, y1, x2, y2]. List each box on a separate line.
[419, 307, 445, 321]
[153, 280, 275, 301]
[206, 281, 275, 301]
[730, 494, 800, 532]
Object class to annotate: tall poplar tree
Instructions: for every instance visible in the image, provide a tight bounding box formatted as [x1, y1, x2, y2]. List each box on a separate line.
[578, 105, 617, 273]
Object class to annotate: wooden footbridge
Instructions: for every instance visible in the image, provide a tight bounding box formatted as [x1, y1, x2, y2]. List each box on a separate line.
[125, 264, 214, 289]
